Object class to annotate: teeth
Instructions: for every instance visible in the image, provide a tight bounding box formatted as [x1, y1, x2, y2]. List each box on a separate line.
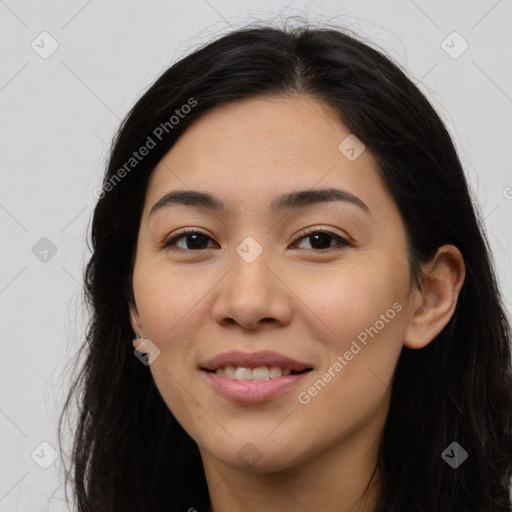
[252, 367, 269, 380]
[235, 367, 253, 380]
[224, 366, 236, 379]
[214, 365, 294, 380]
[270, 366, 285, 378]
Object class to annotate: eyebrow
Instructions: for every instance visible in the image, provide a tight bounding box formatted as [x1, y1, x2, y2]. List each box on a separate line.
[149, 187, 371, 217]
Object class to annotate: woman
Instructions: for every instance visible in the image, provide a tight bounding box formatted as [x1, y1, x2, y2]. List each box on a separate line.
[58, 22, 512, 511]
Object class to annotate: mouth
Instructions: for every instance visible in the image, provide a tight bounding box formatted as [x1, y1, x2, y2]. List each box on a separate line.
[199, 350, 315, 403]
[199, 350, 314, 379]
[201, 368, 313, 403]
[202, 366, 313, 380]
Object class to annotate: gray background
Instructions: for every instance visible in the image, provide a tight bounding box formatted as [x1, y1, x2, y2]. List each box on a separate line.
[1, 1, 511, 510]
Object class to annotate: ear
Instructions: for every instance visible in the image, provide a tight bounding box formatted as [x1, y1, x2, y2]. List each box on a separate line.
[129, 303, 145, 352]
[403, 244, 465, 349]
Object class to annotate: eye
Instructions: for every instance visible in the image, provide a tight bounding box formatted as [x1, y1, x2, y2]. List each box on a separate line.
[292, 229, 351, 251]
[162, 230, 217, 251]
[161, 228, 351, 252]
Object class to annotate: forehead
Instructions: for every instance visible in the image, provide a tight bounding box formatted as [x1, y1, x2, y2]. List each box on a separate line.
[143, 94, 394, 219]
[168, 94, 350, 164]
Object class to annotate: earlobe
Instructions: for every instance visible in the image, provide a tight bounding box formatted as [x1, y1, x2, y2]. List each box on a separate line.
[129, 307, 147, 353]
[403, 244, 465, 350]
[129, 305, 143, 340]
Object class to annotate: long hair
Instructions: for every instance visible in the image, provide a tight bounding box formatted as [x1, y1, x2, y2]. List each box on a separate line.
[58, 22, 512, 511]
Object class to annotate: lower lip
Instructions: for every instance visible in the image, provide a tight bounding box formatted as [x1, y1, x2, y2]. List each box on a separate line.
[201, 370, 311, 403]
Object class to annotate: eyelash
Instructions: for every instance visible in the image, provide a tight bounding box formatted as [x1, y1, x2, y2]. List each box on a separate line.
[161, 227, 352, 252]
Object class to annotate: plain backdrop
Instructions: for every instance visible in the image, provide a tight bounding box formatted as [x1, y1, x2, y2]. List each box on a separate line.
[0, 1, 511, 510]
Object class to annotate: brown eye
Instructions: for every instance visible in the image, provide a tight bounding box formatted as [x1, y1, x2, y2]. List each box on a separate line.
[161, 229, 351, 252]
[163, 231, 217, 250]
[293, 230, 351, 251]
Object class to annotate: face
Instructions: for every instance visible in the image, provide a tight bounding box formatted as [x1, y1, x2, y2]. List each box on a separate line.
[129, 94, 417, 473]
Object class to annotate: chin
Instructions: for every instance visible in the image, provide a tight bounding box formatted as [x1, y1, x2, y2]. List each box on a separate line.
[206, 438, 308, 473]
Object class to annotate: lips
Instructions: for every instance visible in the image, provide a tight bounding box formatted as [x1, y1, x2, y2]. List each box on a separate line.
[199, 350, 315, 402]
[199, 350, 313, 373]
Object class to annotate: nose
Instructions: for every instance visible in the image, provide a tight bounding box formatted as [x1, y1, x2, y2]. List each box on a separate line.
[211, 250, 293, 330]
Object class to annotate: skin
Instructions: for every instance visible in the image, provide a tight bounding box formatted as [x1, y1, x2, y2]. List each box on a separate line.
[129, 94, 465, 512]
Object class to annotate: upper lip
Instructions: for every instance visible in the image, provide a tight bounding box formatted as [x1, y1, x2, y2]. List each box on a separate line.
[200, 350, 313, 372]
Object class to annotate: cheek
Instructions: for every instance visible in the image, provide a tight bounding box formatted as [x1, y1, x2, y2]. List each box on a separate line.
[292, 281, 404, 445]
[303, 259, 407, 343]
[132, 261, 212, 416]
[133, 260, 210, 340]
[298, 259, 407, 400]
